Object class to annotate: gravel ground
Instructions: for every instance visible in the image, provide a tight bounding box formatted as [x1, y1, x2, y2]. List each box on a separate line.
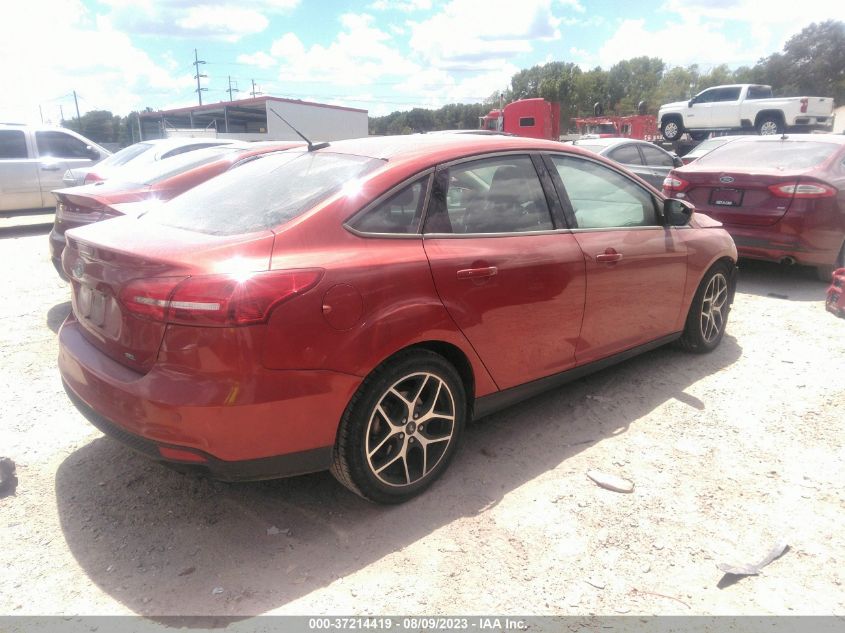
[1, 227, 844, 619]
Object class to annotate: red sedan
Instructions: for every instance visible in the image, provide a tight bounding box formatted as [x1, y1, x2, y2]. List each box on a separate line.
[58, 135, 737, 503]
[49, 141, 302, 277]
[663, 134, 845, 280]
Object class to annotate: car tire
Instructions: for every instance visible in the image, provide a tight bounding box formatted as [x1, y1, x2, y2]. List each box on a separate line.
[756, 116, 782, 135]
[330, 349, 466, 504]
[676, 262, 733, 353]
[661, 118, 682, 142]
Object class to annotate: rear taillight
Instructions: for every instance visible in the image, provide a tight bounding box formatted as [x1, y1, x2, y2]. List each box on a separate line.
[768, 182, 837, 199]
[662, 175, 689, 194]
[119, 269, 323, 326]
[800, 98, 808, 114]
[83, 172, 104, 185]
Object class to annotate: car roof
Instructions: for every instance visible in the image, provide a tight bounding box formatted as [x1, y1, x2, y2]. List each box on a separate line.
[720, 133, 845, 145]
[316, 134, 580, 168]
[573, 137, 651, 148]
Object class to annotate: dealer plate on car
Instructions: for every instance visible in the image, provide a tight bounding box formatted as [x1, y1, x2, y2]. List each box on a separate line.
[710, 188, 744, 207]
[78, 285, 107, 327]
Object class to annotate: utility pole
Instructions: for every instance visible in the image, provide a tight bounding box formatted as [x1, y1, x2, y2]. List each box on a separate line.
[193, 49, 208, 106]
[59, 105, 65, 123]
[39, 105, 44, 124]
[227, 76, 240, 101]
[73, 90, 82, 129]
[250, 79, 262, 99]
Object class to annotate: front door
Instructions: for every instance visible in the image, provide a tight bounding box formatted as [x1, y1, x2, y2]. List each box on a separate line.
[547, 154, 688, 364]
[34, 131, 99, 204]
[422, 154, 586, 390]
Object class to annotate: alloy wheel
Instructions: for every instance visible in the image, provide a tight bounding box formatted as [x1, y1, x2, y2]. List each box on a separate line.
[759, 121, 779, 135]
[365, 372, 456, 487]
[700, 272, 728, 343]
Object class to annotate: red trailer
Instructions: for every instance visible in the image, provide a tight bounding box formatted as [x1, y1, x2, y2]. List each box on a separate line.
[572, 114, 659, 141]
[479, 98, 561, 140]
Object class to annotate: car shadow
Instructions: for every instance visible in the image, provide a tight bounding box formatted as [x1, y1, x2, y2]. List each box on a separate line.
[55, 336, 741, 620]
[47, 301, 72, 334]
[736, 259, 829, 302]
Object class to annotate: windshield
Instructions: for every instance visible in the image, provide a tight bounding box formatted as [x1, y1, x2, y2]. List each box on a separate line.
[695, 140, 840, 170]
[106, 146, 241, 186]
[142, 150, 385, 235]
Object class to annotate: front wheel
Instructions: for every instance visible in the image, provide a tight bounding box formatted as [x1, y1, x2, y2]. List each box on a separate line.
[677, 262, 733, 353]
[661, 119, 682, 142]
[330, 350, 466, 504]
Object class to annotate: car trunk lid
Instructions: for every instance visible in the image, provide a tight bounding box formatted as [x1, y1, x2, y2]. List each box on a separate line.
[63, 216, 275, 373]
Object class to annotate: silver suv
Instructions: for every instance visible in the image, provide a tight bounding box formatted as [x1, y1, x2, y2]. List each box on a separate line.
[0, 123, 110, 211]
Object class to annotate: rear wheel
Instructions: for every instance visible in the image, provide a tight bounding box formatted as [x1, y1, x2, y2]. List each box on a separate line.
[756, 116, 783, 135]
[677, 262, 733, 353]
[330, 350, 466, 504]
[661, 118, 683, 142]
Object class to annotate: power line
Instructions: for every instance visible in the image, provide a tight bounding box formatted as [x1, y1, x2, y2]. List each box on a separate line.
[193, 48, 208, 106]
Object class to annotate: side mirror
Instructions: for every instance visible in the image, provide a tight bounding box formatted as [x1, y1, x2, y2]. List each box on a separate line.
[688, 99, 695, 108]
[85, 145, 100, 160]
[664, 198, 694, 226]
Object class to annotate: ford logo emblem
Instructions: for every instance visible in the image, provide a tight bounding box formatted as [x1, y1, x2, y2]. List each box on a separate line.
[719, 176, 735, 184]
[72, 260, 85, 279]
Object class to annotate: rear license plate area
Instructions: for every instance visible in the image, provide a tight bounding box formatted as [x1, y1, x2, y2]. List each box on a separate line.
[710, 188, 744, 207]
[78, 285, 107, 327]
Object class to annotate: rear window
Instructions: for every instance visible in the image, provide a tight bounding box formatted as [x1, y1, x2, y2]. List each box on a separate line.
[108, 146, 239, 186]
[98, 143, 153, 168]
[696, 140, 840, 170]
[142, 151, 384, 235]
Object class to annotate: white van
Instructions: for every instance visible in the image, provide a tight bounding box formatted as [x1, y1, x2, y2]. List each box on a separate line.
[0, 123, 110, 212]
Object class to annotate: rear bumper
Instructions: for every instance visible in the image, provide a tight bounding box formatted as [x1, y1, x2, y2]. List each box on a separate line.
[58, 317, 361, 479]
[727, 228, 842, 267]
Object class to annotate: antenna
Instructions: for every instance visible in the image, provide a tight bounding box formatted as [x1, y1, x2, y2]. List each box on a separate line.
[267, 108, 329, 152]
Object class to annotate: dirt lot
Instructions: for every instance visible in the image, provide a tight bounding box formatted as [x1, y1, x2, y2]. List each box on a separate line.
[1, 227, 844, 619]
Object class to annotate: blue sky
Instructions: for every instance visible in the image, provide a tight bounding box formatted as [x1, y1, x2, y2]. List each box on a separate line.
[0, 0, 839, 123]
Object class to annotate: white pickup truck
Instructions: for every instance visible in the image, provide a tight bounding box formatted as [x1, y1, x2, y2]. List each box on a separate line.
[657, 84, 834, 141]
[0, 123, 109, 212]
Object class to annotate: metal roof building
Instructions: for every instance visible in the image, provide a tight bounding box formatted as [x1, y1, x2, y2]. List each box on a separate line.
[138, 96, 368, 142]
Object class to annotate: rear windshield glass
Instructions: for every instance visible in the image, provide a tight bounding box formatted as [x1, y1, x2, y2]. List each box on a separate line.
[98, 143, 152, 168]
[573, 144, 604, 154]
[107, 146, 240, 187]
[142, 151, 385, 235]
[696, 140, 840, 170]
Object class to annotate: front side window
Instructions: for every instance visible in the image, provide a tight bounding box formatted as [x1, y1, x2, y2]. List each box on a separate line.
[694, 89, 715, 104]
[35, 131, 91, 158]
[552, 155, 658, 229]
[347, 177, 428, 234]
[0, 130, 27, 159]
[424, 155, 553, 234]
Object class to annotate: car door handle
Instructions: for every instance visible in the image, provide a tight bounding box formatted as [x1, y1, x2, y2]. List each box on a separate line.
[40, 164, 61, 171]
[595, 250, 623, 263]
[457, 266, 498, 279]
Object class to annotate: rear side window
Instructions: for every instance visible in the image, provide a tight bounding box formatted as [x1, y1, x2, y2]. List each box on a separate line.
[640, 145, 674, 168]
[714, 87, 741, 102]
[608, 144, 642, 165]
[35, 131, 91, 158]
[696, 140, 840, 170]
[0, 130, 27, 159]
[347, 177, 428, 234]
[552, 155, 658, 229]
[746, 86, 772, 100]
[144, 151, 384, 235]
[519, 117, 535, 127]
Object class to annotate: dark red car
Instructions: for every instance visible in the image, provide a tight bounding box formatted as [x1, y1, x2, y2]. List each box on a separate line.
[59, 135, 737, 503]
[49, 142, 302, 277]
[663, 134, 845, 280]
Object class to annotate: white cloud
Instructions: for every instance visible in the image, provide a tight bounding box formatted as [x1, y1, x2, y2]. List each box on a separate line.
[597, 17, 772, 68]
[0, 0, 193, 122]
[408, 0, 562, 65]
[368, 0, 432, 10]
[101, 0, 300, 41]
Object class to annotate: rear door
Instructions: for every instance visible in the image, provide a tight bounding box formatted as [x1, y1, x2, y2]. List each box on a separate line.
[710, 86, 742, 127]
[0, 129, 43, 210]
[639, 144, 677, 189]
[547, 153, 688, 364]
[422, 153, 586, 390]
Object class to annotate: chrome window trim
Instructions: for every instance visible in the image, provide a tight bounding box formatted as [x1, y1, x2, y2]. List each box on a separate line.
[423, 228, 572, 239]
